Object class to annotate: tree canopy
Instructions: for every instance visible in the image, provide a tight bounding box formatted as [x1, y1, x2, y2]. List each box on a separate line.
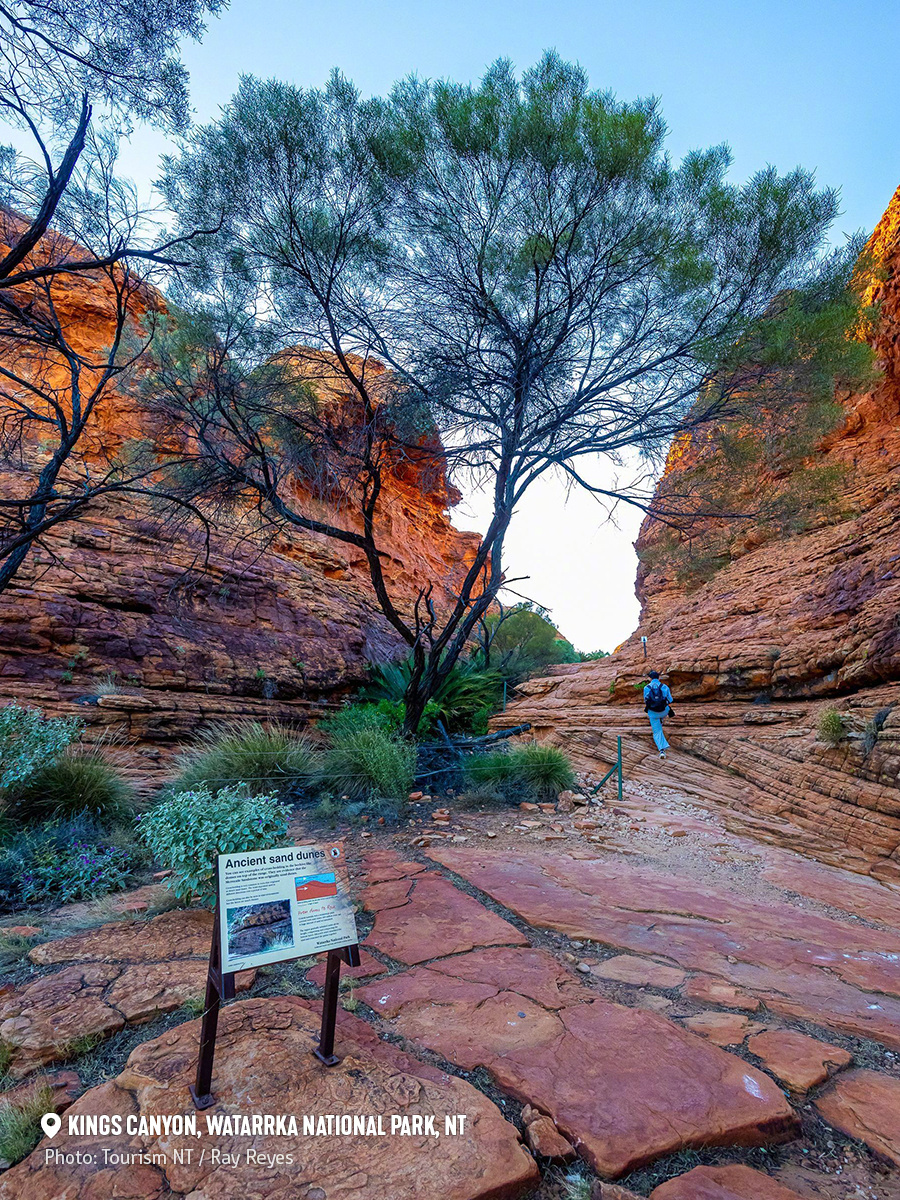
[153, 54, 875, 729]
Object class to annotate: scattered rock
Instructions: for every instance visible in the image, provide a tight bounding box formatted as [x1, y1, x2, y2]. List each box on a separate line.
[592, 955, 686, 989]
[2, 926, 41, 939]
[649, 1163, 809, 1198]
[593, 1185, 645, 1200]
[0, 997, 538, 1200]
[305, 948, 386, 987]
[814, 1068, 900, 1166]
[747, 1029, 852, 1095]
[524, 1114, 576, 1162]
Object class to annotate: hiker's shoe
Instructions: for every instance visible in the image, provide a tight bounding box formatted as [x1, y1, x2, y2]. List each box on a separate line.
[659, 751, 666, 759]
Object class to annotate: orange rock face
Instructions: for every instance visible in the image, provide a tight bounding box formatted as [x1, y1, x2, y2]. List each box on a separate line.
[0, 246, 480, 765]
[502, 185, 900, 881]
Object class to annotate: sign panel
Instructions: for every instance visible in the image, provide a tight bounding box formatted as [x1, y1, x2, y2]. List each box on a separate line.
[217, 842, 357, 974]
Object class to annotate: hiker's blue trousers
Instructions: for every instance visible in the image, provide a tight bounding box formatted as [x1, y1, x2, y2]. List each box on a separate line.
[648, 708, 670, 752]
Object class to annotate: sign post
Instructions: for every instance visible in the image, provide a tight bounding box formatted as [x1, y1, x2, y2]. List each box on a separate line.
[190, 841, 360, 1109]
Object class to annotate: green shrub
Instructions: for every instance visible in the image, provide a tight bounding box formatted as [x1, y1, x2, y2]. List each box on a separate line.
[464, 742, 576, 799]
[0, 816, 134, 910]
[0, 1083, 53, 1164]
[137, 785, 292, 906]
[817, 707, 845, 747]
[11, 747, 134, 825]
[172, 721, 320, 798]
[321, 727, 415, 801]
[0, 704, 82, 793]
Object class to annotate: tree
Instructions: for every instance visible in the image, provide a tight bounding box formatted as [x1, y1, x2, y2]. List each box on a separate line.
[156, 56, 873, 733]
[474, 602, 579, 679]
[0, 0, 223, 592]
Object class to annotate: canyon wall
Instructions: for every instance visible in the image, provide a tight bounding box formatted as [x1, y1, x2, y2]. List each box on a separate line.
[0, 242, 480, 770]
[503, 185, 900, 882]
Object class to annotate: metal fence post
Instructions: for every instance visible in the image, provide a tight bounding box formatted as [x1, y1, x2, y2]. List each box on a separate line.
[617, 735, 623, 804]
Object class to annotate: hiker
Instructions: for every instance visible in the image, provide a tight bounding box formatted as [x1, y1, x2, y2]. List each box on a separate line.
[643, 670, 674, 759]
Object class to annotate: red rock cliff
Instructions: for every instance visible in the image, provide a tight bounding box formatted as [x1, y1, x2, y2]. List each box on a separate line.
[0, 244, 480, 766]
[502, 185, 900, 882]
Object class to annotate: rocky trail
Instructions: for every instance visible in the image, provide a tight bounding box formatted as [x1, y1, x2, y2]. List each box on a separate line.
[3, 778, 900, 1199]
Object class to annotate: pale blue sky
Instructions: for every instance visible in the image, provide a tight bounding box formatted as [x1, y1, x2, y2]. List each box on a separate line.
[113, 0, 898, 652]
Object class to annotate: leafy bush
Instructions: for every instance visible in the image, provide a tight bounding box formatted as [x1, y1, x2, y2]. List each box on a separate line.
[172, 721, 320, 798]
[0, 816, 134, 910]
[464, 742, 576, 799]
[365, 658, 503, 733]
[817, 707, 845, 747]
[11, 746, 134, 825]
[138, 785, 291, 906]
[321, 727, 415, 801]
[0, 704, 82, 793]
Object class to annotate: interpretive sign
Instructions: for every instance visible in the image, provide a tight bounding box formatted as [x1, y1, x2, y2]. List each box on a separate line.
[190, 842, 361, 1110]
[218, 843, 358, 973]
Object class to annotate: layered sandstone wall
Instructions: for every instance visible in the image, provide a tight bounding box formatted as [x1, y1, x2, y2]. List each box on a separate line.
[0, 240, 480, 768]
[503, 185, 900, 882]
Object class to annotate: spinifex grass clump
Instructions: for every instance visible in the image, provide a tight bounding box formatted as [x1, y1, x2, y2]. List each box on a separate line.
[0, 1083, 53, 1164]
[817, 707, 846, 748]
[464, 741, 576, 800]
[138, 785, 292, 907]
[172, 721, 320, 799]
[321, 726, 416, 803]
[12, 743, 134, 825]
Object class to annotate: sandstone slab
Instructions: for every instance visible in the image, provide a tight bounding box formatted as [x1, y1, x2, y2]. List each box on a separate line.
[427, 847, 900, 1049]
[814, 1068, 900, 1166]
[365, 873, 527, 965]
[684, 977, 761, 1011]
[650, 1163, 810, 1199]
[682, 1012, 765, 1047]
[524, 1115, 576, 1162]
[0, 1070, 80, 1114]
[359, 945, 796, 1178]
[746, 1029, 852, 1095]
[592, 955, 687, 989]
[0, 996, 538, 1200]
[1, 910, 252, 1076]
[306, 947, 386, 986]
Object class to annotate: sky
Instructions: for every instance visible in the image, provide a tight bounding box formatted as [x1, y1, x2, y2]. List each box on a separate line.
[113, 0, 898, 652]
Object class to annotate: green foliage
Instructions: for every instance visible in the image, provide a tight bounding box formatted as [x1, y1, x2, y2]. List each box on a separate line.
[11, 746, 134, 825]
[321, 727, 415, 802]
[138, 785, 291, 907]
[172, 721, 320, 799]
[479, 604, 580, 681]
[318, 699, 440, 740]
[0, 1083, 53, 1165]
[0, 704, 82, 793]
[579, 649, 610, 661]
[365, 659, 504, 734]
[465, 742, 576, 799]
[0, 816, 133, 910]
[817, 707, 846, 748]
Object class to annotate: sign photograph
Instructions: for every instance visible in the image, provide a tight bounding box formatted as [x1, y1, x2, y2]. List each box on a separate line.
[217, 843, 358, 974]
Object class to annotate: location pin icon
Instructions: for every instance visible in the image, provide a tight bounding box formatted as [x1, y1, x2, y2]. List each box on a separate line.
[41, 1113, 61, 1139]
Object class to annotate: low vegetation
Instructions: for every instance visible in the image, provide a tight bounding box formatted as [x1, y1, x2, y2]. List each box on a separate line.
[464, 742, 576, 801]
[137, 785, 292, 907]
[0, 816, 134, 910]
[817, 707, 846, 747]
[0, 1083, 53, 1165]
[321, 726, 416, 804]
[172, 721, 320, 799]
[11, 744, 134, 825]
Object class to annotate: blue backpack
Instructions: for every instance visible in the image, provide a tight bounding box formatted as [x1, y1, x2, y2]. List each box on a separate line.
[646, 680, 668, 713]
